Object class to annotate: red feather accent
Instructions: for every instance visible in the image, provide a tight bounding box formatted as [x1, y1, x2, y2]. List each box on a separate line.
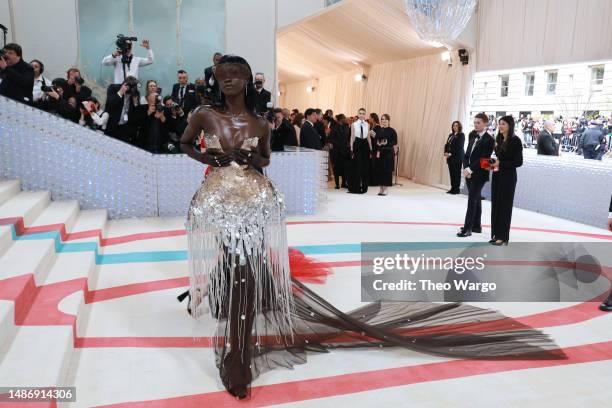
[288, 248, 333, 284]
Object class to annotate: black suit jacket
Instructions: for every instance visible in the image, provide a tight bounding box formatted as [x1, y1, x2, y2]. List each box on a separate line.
[444, 132, 465, 164]
[315, 121, 326, 146]
[299, 121, 322, 150]
[537, 130, 558, 155]
[0, 59, 34, 104]
[171, 83, 198, 113]
[255, 88, 271, 114]
[463, 130, 495, 182]
[609, 194, 612, 213]
[203, 65, 220, 105]
[104, 84, 146, 137]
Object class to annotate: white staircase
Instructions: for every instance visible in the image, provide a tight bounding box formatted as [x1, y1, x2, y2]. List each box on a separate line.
[0, 178, 108, 404]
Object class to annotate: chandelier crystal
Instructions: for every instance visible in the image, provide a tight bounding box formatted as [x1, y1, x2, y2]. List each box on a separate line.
[404, 0, 477, 45]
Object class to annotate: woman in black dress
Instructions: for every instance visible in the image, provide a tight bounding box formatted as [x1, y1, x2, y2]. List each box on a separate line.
[444, 121, 465, 194]
[490, 115, 523, 245]
[375, 114, 397, 195]
[369, 113, 381, 186]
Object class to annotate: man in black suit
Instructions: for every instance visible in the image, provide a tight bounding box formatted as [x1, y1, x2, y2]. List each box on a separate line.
[171, 70, 198, 113]
[0, 43, 34, 105]
[300, 108, 322, 150]
[537, 120, 558, 155]
[458, 113, 495, 237]
[314, 108, 326, 147]
[203, 52, 222, 105]
[254, 72, 271, 115]
[104, 77, 146, 145]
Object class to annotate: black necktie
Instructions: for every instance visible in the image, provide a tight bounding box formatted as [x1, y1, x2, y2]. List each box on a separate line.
[360, 122, 364, 138]
[179, 86, 185, 101]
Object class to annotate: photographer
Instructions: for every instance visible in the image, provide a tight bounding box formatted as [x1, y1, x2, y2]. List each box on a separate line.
[0, 43, 34, 104]
[142, 92, 171, 153]
[104, 76, 146, 144]
[270, 108, 292, 151]
[65, 68, 92, 104]
[30, 59, 50, 107]
[163, 95, 187, 153]
[79, 96, 108, 131]
[102, 36, 154, 84]
[41, 78, 80, 123]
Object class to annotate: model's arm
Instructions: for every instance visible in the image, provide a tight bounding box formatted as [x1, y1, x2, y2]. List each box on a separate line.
[180, 109, 231, 167]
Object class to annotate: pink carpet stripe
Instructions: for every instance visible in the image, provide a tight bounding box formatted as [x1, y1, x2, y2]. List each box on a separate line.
[94, 339, 612, 408]
[1, 216, 611, 250]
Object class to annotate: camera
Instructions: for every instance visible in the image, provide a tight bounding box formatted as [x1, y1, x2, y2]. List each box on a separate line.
[116, 34, 137, 54]
[75, 76, 84, 85]
[41, 85, 54, 93]
[488, 158, 497, 165]
[123, 76, 140, 96]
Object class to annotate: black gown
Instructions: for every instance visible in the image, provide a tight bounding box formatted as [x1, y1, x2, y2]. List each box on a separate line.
[374, 127, 397, 186]
[491, 135, 523, 241]
[329, 122, 350, 188]
[369, 125, 382, 186]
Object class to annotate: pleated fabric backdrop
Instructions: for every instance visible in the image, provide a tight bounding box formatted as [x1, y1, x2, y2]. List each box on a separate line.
[281, 53, 474, 188]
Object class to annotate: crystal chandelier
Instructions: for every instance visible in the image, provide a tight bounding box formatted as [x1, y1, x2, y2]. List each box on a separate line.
[404, 0, 477, 46]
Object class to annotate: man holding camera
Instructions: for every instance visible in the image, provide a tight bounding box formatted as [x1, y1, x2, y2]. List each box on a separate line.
[203, 52, 222, 105]
[65, 68, 92, 104]
[0, 43, 34, 105]
[163, 95, 187, 153]
[102, 36, 154, 84]
[104, 76, 146, 144]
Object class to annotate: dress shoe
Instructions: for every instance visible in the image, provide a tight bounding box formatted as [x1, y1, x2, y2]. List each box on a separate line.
[599, 295, 612, 311]
[448, 190, 460, 195]
[457, 229, 472, 237]
[472, 227, 482, 233]
[491, 240, 508, 246]
[334, 186, 340, 189]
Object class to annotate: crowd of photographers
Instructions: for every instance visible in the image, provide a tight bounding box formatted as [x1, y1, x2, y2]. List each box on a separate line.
[0, 36, 273, 154]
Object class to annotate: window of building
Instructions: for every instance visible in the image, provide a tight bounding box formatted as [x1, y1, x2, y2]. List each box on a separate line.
[541, 111, 554, 119]
[591, 65, 604, 91]
[524, 72, 535, 96]
[500, 75, 509, 97]
[495, 111, 507, 118]
[546, 71, 557, 95]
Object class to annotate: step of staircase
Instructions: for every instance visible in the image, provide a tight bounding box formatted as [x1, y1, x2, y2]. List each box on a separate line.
[0, 190, 51, 227]
[0, 300, 16, 359]
[30, 199, 80, 235]
[0, 225, 11, 257]
[0, 179, 21, 206]
[0, 326, 73, 388]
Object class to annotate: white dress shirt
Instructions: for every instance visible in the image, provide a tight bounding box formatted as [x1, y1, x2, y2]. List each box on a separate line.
[102, 49, 155, 84]
[32, 75, 51, 102]
[465, 130, 488, 174]
[352, 120, 369, 139]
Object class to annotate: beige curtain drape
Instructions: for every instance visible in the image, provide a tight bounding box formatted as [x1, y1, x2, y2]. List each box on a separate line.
[281, 53, 474, 187]
[477, 0, 612, 71]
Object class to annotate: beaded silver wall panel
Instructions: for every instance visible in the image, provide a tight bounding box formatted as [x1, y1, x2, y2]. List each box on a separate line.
[0, 96, 327, 219]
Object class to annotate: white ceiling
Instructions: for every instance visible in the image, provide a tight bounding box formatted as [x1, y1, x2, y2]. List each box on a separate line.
[277, 0, 469, 84]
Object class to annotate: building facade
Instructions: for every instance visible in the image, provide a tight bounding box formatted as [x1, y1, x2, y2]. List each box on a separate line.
[471, 60, 612, 119]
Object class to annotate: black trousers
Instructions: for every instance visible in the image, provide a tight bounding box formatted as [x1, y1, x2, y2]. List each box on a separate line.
[349, 138, 370, 193]
[491, 169, 517, 241]
[447, 161, 462, 192]
[463, 176, 486, 231]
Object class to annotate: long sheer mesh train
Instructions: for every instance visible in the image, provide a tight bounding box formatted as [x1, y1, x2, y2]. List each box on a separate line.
[183, 164, 566, 400]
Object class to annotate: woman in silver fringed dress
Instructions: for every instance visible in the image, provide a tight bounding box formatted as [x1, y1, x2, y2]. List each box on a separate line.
[179, 55, 566, 400]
